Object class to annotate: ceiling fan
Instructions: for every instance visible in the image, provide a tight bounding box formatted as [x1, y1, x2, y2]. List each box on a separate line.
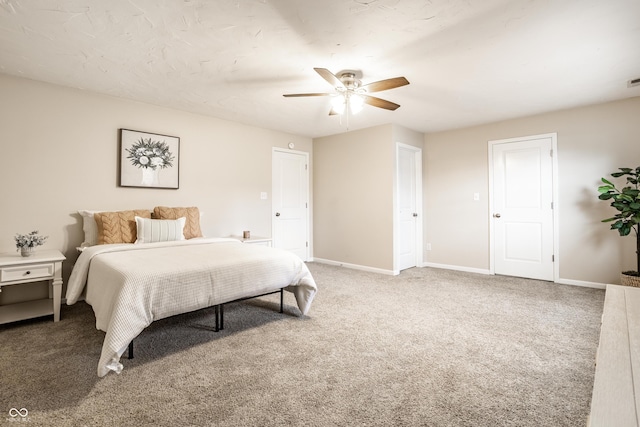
[283, 68, 409, 115]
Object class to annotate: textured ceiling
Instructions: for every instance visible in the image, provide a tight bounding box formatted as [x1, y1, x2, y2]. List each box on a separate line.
[0, 0, 639, 138]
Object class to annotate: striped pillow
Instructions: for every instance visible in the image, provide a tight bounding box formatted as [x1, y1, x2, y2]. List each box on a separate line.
[152, 206, 203, 239]
[135, 216, 186, 244]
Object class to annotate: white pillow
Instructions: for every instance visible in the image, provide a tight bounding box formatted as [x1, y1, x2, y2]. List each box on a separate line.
[78, 210, 101, 247]
[135, 216, 186, 244]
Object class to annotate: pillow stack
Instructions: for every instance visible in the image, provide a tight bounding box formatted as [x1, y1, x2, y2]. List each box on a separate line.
[78, 206, 203, 247]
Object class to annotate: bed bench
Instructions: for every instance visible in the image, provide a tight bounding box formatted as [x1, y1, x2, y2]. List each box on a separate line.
[588, 284, 640, 426]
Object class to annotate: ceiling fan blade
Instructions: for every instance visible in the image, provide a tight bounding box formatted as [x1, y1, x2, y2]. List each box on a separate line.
[283, 93, 332, 97]
[361, 76, 409, 93]
[314, 68, 345, 89]
[362, 95, 401, 111]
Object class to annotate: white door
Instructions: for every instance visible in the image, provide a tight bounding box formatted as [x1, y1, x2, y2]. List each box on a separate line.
[396, 143, 423, 272]
[490, 135, 555, 281]
[272, 149, 310, 261]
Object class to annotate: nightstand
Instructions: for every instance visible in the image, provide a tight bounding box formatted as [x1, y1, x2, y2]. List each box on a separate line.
[0, 249, 65, 324]
[230, 236, 272, 247]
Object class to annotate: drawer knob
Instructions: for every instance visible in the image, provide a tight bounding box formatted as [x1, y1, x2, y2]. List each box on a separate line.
[25, 271, 31, 275]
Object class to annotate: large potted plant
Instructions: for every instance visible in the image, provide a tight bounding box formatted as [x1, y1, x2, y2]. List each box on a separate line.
[598, 167, 640, 286]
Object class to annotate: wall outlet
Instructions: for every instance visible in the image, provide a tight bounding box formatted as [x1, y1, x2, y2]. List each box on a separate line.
[473, 192, 480, 201]
[426, 243, 432, 251]
[260, 192, 268, 200]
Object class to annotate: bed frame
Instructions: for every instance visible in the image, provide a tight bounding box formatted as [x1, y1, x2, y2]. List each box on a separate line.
[126, 288, 284, 359]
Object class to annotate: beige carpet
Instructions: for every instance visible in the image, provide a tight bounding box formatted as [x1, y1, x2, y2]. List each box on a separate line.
[0, 263, 604, 426]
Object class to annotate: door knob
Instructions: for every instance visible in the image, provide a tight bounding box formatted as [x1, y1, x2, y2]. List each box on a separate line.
[412, 213, 418, 217]
[493, 213, 501, 218]
[275, 212, 281, 217]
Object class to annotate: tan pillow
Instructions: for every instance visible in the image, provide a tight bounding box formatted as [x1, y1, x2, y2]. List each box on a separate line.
[94, 210, 151, 244]
[152, 206, 202, 239]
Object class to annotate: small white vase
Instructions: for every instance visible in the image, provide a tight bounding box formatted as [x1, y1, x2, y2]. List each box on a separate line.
[141, 168, 159, 186]
[20, 247, 34, 257]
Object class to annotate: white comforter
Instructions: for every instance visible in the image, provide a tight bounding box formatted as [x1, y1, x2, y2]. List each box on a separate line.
[66, 238, 317, 377]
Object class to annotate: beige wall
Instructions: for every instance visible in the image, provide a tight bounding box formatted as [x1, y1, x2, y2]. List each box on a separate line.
[3, 71, 637, 291]
[313, 123, 423, 272]
[393, 125, 424, 150]
[0, 74, 312, 287]
[424, 96, 640, 285]
[314, 124, 394, 271]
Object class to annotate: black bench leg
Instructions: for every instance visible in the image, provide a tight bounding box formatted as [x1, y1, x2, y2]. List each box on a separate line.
[214, 304, 225, 332]
[220, 304, 224, 330]
[280, 288, 284, 313]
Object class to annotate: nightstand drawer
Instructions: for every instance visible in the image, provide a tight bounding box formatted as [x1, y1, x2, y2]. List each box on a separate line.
[0, 263, 55, 283]
[244, 240, 272, 247]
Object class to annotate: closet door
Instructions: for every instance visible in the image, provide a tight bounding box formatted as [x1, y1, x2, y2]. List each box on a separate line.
[396, 143, 422, 272]
[272, 148, 310, 261]
[490, 135, 555, 281]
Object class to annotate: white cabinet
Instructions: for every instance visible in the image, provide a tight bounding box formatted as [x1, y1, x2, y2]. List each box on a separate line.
[0, 249, 65, 324]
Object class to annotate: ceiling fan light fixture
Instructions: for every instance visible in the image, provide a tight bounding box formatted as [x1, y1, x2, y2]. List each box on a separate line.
[349, 93, 364, 114]
[331, 94, 346, 114]
[284, 68, 409, 118]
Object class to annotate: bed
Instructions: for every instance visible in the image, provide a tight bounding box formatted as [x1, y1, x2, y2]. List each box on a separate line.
[65, 237, 317, 377]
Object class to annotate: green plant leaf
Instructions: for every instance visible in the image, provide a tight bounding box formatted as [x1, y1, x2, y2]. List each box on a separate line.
[601, 177, 615, 186]
[598, 168, 640, 251]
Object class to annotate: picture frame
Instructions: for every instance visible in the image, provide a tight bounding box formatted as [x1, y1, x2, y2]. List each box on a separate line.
[118, 128, 180, 189]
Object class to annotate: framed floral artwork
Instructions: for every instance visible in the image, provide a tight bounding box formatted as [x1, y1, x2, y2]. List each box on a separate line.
[118, 129, 180, 189]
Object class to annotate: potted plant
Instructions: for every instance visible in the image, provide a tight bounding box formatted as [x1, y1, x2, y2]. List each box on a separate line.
[14, 230, 48, 257]
[598, 167, 640, 286]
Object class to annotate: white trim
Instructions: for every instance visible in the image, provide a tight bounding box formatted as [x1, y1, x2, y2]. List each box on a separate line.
[312, 258, 398, 276]
[487, 132, 559, 280]
[423, 263, 605, 289]
[272, 147, 309, 156]
[422, 261, 492, 275]
[314, 258, 607, 289]
[555, 278, 606, 290]
[393, 142, 423, 272]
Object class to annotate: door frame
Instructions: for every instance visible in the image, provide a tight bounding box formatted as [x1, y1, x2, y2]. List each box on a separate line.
[487, 133, 559, 281]
[271, 147, 311, 261]
[393, 142, 423, 274]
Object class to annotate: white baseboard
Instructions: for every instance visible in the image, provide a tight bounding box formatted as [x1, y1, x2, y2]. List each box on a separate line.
[312, 258, 397, 276]
[555, 278, 606, 290]
[422, 262, 492, 275]
[312, 258, 609, 290]
[424, 262, 607, 289]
